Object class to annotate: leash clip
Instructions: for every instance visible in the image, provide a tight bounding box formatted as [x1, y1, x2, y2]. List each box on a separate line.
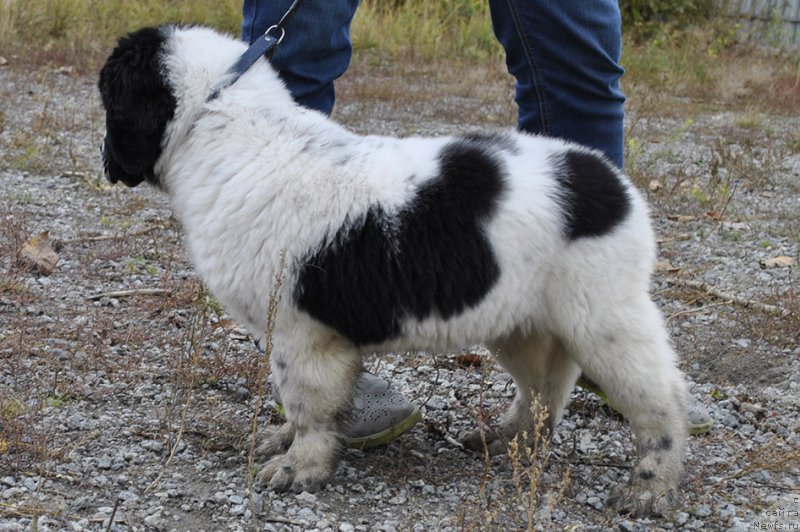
[264, 24, 286, 46]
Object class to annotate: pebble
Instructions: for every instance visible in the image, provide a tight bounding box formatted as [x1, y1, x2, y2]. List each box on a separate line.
[3, 487, 26, 498]
[694, 504, 712, 517]
[297, 507, 318, 522]
[296, 491, 317, 505]
[425, 397, 448, 410]
[21, 477, 40, 490]
[143, 514, 165, 529]
[118, 490, 139, 503]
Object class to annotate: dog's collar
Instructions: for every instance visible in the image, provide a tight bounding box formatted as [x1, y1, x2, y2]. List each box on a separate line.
[207, 0, 308, 102]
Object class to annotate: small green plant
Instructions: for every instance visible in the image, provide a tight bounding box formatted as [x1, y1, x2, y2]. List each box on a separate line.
[202, 295, 226, 318]
[44, 393, 66, 409]
[123, 256, 159, 275]
[722, 230, 743, 242]
[0, 396, 27, 418]
[710, 388, 727, 400]
[689, 186, 710, 204]
[620, 0, 715, 37]
[734, 115, 763, 129]
[707, 21, 741, 58]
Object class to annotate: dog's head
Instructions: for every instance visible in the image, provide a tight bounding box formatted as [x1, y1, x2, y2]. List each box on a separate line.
[98, 26, 176, 187]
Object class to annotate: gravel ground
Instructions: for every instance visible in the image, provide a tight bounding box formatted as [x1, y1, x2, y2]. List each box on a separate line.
[0, 61, 799, 532]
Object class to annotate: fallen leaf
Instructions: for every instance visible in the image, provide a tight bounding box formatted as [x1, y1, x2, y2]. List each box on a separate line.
[451, 353, 485, 367]
[212, 318, 238, 332]
[759, 256, 795, 269]
[705, 211, 723, 220]
[667, 214, 696, 223]
[0, 56, 8, 67]
[655, 260, 681, 273]
[656, 233, 692, 244]
[20, 231, 60, 275]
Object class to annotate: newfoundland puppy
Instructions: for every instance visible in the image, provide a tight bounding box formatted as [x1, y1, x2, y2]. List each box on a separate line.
[98, 25, 688, 516]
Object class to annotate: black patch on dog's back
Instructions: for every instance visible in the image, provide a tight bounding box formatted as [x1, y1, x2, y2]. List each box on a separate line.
[294, 140, 505, 346]
[555, 150, 631, 240]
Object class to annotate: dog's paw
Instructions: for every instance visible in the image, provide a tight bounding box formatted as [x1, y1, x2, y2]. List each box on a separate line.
[608, 484, 679, 517]
[255, 453, 330, 493]
[459, 428, 507, 456]
[255, 423, 294, 460]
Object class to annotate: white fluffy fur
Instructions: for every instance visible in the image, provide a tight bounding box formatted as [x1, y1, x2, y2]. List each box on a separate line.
[133, 26, 687, 515]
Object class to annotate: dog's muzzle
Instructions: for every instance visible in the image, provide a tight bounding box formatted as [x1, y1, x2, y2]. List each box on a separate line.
[100, 136, 116, 184]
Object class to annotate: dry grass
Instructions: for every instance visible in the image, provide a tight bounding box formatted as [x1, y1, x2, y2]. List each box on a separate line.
[2, 0, 795, 122]
[353, 0, 500, 63]
[453, 360, 572, 530]
[622, 26, 800, 116]
[0, 0, 241, 69]
[507, 399, 571, 531]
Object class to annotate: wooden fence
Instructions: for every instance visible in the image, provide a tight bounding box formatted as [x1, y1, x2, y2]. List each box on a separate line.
[732, 0, 800, 46]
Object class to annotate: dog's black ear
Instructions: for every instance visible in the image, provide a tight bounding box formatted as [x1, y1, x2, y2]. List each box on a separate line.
[98, 26, 176, 187]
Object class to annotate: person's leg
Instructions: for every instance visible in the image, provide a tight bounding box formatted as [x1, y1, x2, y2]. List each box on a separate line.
[488, 0, 626, 168]
[242, 0, 360, 115]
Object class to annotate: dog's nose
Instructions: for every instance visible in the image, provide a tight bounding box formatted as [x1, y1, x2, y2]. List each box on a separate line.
[100, 136, 117, 183]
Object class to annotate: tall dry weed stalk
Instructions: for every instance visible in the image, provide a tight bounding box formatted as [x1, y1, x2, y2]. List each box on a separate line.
[246, 252, 286, 521]
[144, 287, 209, 494]
[508, 396, 571, 531]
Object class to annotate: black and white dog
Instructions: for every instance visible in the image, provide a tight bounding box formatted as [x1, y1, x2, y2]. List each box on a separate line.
[99, 25, 688, 516]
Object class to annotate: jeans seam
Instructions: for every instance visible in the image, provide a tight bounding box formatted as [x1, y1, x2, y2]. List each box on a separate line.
[506, 0, 549, 135]
[245, 2, 257, 44]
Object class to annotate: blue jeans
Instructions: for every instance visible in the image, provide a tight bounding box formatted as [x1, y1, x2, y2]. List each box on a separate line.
[242, 0, 625, 168]
[242, 0, 359, 115]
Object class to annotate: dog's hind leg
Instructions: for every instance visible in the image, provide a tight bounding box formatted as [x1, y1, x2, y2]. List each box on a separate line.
[461, 330, 580, 455]
[557, 295, 688, 517]
[255, 336, 361, 493]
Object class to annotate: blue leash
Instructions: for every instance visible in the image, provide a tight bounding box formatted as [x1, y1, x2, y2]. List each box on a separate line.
[208, 0, 309, 101]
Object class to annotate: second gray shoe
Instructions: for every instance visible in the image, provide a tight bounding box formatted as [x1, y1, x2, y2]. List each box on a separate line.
[272, 371, 421, 449]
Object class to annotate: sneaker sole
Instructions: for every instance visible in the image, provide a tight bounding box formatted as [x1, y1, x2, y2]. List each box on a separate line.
[576, 377, 713, 435]
[272, 404, 423, 449]
[687, 419, 713, 435]
[348, 406, 422, 450]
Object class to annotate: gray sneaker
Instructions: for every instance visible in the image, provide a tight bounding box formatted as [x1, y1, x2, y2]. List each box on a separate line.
[272, 371, 421, 450]
[686, 399, 713, 435]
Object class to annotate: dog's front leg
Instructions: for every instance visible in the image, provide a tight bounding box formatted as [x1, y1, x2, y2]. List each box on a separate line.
[255, 336, 361, 493]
